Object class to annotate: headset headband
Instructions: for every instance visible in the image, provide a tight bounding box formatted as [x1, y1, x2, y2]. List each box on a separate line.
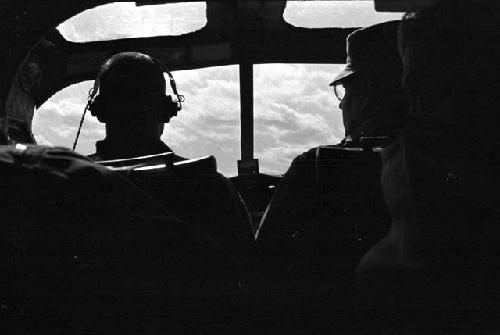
[152, 57, 185, 107]
[72, 55, 184, 151]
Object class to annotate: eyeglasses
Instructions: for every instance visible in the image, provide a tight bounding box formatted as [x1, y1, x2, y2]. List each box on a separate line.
[331, 74, 369, 102]
[332, 81, 346, 101]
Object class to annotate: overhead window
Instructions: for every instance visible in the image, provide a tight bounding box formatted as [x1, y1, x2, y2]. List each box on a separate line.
[284, 0, 402, 28]
[58, 2, 207, 42]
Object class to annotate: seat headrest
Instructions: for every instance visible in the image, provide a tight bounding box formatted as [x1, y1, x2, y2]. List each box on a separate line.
[96, 152, 175, 169]
[100, 154, 218, 178]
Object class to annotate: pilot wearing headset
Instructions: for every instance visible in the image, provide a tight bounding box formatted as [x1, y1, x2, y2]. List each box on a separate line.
[87, 51, 185, 162]
[84, 51, 259, 274]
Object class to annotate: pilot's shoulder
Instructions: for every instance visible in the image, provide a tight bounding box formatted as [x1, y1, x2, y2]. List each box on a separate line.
[281, 146, 323, 180]
[290, 145, 343, 166]
[1, 144, 98, 170]
[290, 147, 319, 166]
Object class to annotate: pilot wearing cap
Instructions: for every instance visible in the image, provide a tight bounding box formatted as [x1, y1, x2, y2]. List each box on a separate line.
[330, 20, 407, 146]
[256, 21, 408, 294]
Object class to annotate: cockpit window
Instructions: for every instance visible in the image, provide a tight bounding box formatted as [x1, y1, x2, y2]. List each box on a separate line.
[34, 64, 343, 177]
[33, 81, 105, 155]
[33, 66, 241, 176]
[284, 0, 402, 28]
[57, 2, 207, 42]
[254, 64, 345, 175]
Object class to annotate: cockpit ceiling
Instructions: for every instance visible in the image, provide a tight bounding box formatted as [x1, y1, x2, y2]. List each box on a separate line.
[0, 0, 385, 106]
[58, 1, 400, 43]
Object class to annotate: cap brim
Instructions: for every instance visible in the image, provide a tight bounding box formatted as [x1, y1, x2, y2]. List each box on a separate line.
[329, 66, 355, 86]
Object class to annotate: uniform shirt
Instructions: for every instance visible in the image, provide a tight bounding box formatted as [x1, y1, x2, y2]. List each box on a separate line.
[89, 137, 185, 162]
[256, 143, 389, 285]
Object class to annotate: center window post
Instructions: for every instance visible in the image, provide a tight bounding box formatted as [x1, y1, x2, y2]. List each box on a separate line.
[238, 62, 259, 175]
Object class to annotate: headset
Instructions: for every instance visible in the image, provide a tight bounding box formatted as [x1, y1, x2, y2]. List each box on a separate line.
[73, 56, 184, 150]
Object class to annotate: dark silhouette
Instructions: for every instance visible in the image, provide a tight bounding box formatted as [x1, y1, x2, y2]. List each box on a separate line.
[255, 21, 407, 332]
[0, 48, 251, 334]
[2, 145, 251, 334]
[86, 52, 258, 273]
[357, 1, 500, 333]
[88, 52, 184, 161]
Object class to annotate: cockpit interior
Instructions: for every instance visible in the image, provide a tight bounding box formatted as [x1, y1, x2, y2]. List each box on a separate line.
[1, 0, 495, 333]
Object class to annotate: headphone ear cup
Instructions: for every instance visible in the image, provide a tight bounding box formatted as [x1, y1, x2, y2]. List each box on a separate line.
[89, 95, 107, 123]
[159, 95, 179, 122]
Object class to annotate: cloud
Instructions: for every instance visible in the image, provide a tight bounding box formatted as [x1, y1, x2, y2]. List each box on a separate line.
[35, 63, 345, 176]
[35, 1, 407, 177]
[256, 146, 311, 175]
[34, 133, 53, 146]
[33, 80, 105, 153]
[250, 64, 344, 173]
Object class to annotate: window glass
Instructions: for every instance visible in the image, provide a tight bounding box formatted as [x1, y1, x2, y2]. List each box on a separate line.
[34, 64, 345, 176]
[163, 66, 240, 176]
[284, 0, 402, 28]
[33, 65, 241, 176]
[33, 81, 105, 155]
[58, 2, 207, 42]
[254, 64, 345, 175]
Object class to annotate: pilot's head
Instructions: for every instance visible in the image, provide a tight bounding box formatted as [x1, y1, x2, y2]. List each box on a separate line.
[90, 51, 178, 140]
[330, 21, 407, 142]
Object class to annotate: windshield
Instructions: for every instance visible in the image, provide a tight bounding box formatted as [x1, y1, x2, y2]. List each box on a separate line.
[35, 0, 394, 176]
[254, 64, 344, 175]
[34, 64, 344, 176]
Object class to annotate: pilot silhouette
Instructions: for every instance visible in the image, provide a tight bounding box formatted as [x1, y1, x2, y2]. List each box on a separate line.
[88, 51, 185, 162]
[86, 52, 258, 273]
[1, 48, 247, 334]
[256, 21, 407, 289]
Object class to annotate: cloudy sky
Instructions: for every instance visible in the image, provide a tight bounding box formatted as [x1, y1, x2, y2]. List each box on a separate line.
[33, 1, 400, 176]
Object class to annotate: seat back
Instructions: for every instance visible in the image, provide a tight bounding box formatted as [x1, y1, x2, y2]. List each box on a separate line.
[100, 153, 258, 272]
[0, 145, 246, 334]
[97, 151, 176, 169]
[257, 145, 389, 286]
[297, 145, 389, 283]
